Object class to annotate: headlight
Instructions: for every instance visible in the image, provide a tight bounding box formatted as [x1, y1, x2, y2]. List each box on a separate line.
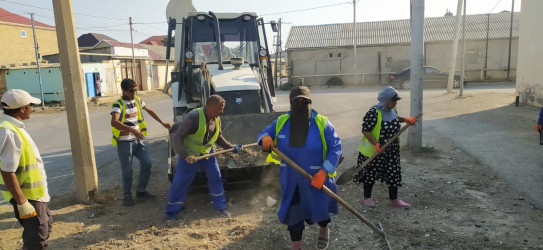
[185, 50, 194, 59]
[259, 49, 267, 57]
[243, 15, 251, 21]
[197, 15, 205, 21]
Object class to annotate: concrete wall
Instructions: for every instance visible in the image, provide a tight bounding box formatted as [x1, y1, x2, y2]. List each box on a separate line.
[288, 38, 518, 86]
[516, 0, 543, 106]
[0, 23, 58, 66]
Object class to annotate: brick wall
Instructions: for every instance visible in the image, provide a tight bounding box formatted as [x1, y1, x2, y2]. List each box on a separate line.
[0, 23, 58, 66]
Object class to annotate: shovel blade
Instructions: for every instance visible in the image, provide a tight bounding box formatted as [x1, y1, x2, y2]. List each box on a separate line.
[336, 166, 357, 185]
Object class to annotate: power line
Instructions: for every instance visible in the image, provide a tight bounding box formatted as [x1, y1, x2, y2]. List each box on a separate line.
[78, 23, 128, 29]
[488, 0, 503, 13]
[0, 0, 126, 20]
[131, 18, 165, 32]
[260, 1, 352, 16]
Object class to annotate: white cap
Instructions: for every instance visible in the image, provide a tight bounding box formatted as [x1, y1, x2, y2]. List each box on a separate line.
[1, 89, 41, 109]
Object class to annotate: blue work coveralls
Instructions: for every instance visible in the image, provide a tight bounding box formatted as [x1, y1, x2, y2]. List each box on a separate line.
[257, 110, 341, 225]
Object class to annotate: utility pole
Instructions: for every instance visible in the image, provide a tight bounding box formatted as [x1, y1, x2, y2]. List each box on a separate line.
[52, 0, 98, 203]
[278, 18, 282, 86]
[446, 0, 463, 93]
[353, 0, 357, 86]
[459, 0, 466, 97]
[506, 0, 515, 80]
[30, 13, 45, 110]
[129, 17, 136, 79]
[408, 0, 424, 151]
[274, 19, 281, 88]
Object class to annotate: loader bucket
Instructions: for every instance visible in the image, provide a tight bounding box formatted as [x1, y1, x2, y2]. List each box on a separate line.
[219, 112, 284, 145]
[169, 111, 284, 186]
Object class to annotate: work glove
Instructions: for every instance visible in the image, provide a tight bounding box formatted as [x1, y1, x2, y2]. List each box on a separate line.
[17, 200, 37, 219]
[233, 144, 243, 153]
[311, 169, 327, 189]
[261, 136, 273, 152]
[374, 143, 382, 154]
[185, 155, 196, 164]
[537, 124, 541, 133]
[404, 116, 417, 126]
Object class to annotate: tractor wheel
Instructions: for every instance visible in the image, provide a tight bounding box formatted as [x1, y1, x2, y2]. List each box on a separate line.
[401, 80, 411, 90]
[453, 79, 460, 88]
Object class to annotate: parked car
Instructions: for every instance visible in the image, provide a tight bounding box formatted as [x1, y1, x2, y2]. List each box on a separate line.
[388, 66, 467, 90]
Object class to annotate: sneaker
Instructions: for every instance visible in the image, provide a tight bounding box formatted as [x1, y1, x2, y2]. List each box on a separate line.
[390, 199, 411, 208]
[216, 209, 231, 218]
[123, 196, 135, 206]
[136, 191, 156, 199]
[363, 197, 376, 207]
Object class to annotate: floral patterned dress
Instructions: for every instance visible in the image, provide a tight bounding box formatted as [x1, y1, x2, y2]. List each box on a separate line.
[354, 108, 402, 187]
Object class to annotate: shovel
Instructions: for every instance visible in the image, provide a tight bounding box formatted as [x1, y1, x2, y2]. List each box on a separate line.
[271, 147, 391, 249]
[336, 113, 422, 185]
[193, 142, 259, 162]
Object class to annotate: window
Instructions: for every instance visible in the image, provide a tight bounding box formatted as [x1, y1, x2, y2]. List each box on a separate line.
[337, 53, 341, 57]
[328, 53, 333, 58]
[20, 30, 26, 37]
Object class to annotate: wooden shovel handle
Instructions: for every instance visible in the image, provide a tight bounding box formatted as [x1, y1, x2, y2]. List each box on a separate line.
[358, 113, 423, 170]
[194, 142, 259, 162]
[271, 148, 385, 237]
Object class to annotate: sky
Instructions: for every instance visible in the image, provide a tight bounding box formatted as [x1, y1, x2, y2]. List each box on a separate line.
[0, 0, 521, 53]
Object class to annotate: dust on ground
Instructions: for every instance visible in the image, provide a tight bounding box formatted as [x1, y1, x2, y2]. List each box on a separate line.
[1, 91, 543, 249]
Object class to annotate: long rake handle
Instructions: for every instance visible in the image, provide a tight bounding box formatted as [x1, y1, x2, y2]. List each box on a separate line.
[194, 142, 259, 162]
[272, 148, 385, 237]
[358, 113, 423, 170]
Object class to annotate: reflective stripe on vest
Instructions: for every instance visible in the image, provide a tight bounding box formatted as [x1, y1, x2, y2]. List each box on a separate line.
[184, 108, 220, 156]
[0, 120, 44, 201]
[358, 107, 398, 157]
[266, 114, 336, 177]
[111, 96, 148, 146]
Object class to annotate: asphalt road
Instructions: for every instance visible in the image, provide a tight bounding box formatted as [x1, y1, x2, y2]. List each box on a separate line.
[11, 83, 543, 209]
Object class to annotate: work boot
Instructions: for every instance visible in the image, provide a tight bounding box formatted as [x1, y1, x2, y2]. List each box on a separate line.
[291, 240, 302, 250]
[123, 196, 135, 206]
[136, 191, 156, 199]
[390, 199, 411, 208]
[216, 209, 231, 218]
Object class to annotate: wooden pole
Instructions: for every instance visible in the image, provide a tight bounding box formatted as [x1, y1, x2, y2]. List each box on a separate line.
[52, 0, 98, 203]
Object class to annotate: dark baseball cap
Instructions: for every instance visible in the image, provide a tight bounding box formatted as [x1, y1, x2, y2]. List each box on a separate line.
[289, 86, 311, 101]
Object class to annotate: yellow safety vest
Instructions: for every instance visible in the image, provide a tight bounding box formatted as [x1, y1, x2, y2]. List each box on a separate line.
[0, 120, 45, 201]
[111, 96, 148, 146]
[266, 113, 336, 177]
[358, 107, 398, 157]
[184, 108, 220, 156]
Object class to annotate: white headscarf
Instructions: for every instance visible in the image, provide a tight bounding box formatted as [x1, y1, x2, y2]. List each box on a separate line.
[373, 86, 400, 121]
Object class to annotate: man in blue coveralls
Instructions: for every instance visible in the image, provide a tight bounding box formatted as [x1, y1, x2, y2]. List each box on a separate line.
[166, 94, 242, 220]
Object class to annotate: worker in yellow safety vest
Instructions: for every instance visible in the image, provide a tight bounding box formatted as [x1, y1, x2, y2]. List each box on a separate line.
[0, 89, 52, 249]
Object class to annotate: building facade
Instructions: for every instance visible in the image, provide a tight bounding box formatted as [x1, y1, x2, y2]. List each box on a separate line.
[286, 12, 520, 86]
[0, 8, 58, 66]
[515, 0, 543, 106]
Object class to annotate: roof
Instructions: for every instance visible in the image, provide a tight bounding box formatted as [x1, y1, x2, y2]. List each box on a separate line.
[286, 12, 520, 49]
[139, 35, 167, 46]
[94, 40, 146, 49]
[0, 8, 55, 29]
[139, 44, 174, 60]
[78, 33, 118, 48]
